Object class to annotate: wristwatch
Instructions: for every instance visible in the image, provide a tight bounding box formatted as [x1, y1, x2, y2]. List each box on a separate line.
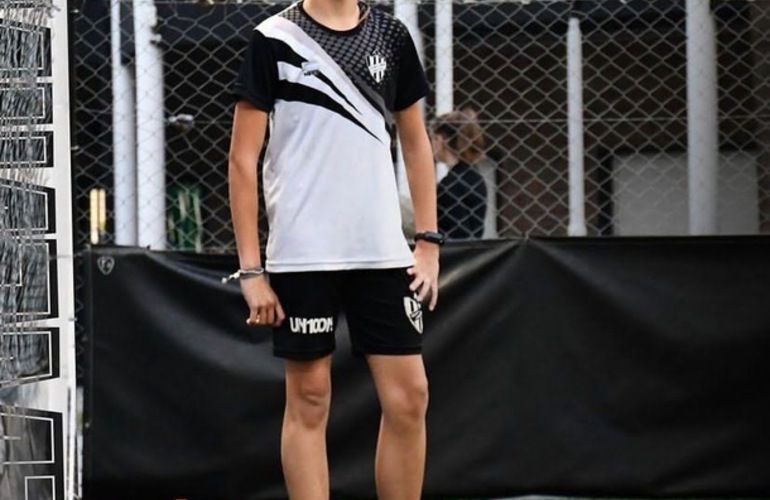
[414, 231, 445, 246]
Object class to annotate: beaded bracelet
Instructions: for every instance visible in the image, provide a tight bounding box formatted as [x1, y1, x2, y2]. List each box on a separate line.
[221, 266, 265, 284]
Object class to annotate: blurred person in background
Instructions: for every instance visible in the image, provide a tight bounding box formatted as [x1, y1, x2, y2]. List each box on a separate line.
[431, 110, 488, 240]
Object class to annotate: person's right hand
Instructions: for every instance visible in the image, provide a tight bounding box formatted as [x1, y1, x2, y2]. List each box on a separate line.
[240, 275, 285, 327]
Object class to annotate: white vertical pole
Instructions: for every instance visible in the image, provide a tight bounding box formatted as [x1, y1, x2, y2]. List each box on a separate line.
[111, 0, 137, 245]
[567, 15, 587, 236]
[134, 0, 166, 248]
[686, 0, 719, 235]
[435, 0, 454, 115]
[394, 0, 424, 63]
[49, 1, 78, 497]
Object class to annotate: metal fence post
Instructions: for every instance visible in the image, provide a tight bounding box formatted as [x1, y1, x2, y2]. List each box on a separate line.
[687, 0, 719, 235]
[567, 11, 587, 236]
[134, 0, 166, 248]
[435, 0, 453, 115]
[112, 0, 137, 245]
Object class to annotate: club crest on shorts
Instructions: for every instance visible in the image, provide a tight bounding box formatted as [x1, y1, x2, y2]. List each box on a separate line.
[367, 53, 387, 83]
[403, 296, 423, 334]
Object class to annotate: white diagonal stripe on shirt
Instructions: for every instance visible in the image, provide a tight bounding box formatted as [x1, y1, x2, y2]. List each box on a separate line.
[256, 16, 389, 145]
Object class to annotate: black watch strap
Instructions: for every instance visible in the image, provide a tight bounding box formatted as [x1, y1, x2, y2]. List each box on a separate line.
[414, 231, 445, 246]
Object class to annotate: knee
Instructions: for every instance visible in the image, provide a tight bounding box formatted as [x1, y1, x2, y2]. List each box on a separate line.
[286, 375, 331, 429]
[380, 378, 429, 430]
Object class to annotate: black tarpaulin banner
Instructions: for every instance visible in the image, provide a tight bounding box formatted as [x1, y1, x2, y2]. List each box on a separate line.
[83, 238, 770, 500]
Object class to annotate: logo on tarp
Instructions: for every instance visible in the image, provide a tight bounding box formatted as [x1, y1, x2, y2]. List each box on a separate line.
[367, 54, 387, 83]
[97, 256, 115, 275]
[403, 296, 423, 334]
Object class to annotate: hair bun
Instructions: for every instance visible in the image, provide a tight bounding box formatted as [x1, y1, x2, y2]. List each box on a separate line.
[431, 109, 486, 162]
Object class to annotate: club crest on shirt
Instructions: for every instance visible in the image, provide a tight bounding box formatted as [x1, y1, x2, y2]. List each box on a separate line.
[367, 53, 387, 83]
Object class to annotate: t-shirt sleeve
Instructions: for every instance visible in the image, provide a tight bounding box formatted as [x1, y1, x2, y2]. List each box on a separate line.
[393, 25, 429, 111]
[233, 29, 278, 112]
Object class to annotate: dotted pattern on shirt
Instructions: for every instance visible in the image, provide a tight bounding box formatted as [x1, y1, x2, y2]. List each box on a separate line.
[281, 3, 408, 112]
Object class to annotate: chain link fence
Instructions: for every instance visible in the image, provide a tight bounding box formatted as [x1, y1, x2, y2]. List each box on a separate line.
[72, 0, 770, 250]
[71, 0, 770, 374]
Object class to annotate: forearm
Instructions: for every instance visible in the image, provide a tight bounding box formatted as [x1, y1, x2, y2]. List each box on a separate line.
[402, 136, 438, 233]
[229, 158, 262, 268]
[393, 101, 441, 307]
[229, 102, 268, 269]
[395, 102, 437, 234]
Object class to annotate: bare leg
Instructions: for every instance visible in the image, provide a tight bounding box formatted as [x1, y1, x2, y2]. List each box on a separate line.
[281, 355, 333, 500]
[367, 354, 429, 500]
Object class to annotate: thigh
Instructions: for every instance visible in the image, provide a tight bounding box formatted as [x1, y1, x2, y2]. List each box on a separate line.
[342, 268, 424, 357]
[270, 272, 341, 360]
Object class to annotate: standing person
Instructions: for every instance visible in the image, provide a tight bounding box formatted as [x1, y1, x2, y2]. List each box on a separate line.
[432, 110, 488, 240]
[228, 1, 442, 499]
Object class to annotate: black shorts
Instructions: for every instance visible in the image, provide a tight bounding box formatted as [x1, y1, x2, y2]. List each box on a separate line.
[269, 268, 424, 360]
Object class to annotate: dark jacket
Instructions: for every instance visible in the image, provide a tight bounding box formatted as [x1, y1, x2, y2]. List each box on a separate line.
[437, 161, 487, 240]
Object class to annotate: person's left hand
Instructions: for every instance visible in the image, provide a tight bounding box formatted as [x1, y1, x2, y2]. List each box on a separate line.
[408, 242, 440, 311]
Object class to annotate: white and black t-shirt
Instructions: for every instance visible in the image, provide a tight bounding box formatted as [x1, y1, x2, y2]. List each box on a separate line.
[233, 1, 428, 273]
